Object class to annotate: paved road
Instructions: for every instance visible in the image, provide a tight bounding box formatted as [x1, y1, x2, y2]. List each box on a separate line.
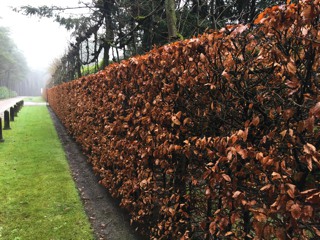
[0, 97, 25, 119]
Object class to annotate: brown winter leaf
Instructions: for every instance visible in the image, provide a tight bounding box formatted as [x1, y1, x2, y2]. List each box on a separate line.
[287, 188, 295, 199]
[256, 152, 264, 161]
[311, 102, 320, 115]
[286, 200, 294, 211]
[254, 10, 267, 24]
[243, 128, 249, 142]
[130, 57, 138, 65]
[205, 83, 216, 90]
[252, 116, 260, 126]
[285, 77, 300, 91]
[222, 69, 231, 81]
[301, 188, 318, 196]
[168, 207, 175, 217]
[271, 172, 281, 181]
[254, 212, 267, 222]
[303, 143, 316, 154]
[301, 4, 313, 20]
[260, 184, 272, 191]
[237, 129, 244, 138]
[232, 191, 242, 198]
[210, 102, 214, 110]
[280, 130, 287, 139]
[235, 145, 248, 159]
[176, 111, 182, 119]
[146, 135, 153, 144]
[303, 205, 313, 219]
[287, 61, 296, 75]
[286, 183, 296, 198]
[283, 109, 294, 120]
[305, 116, 315, 133]
[252, 221, 264, 238]
[312, 227, 320, 236]
[286, 183, 296, 192]
[207, 149, 215, 160]
[301, 26, 309, 36]
[290, 203, 302, 220]
[140, 64, 146, 72]
[191, 177, 198, 186]
[183, 118, 192, 125]
[306, 156, 313, 171]
[275, 227, 286, 240]
[230, 212, 240, 224]
[306, 191, 320, 204]
[200, 53, 207, 63]
[139, 179, 148, 188]
[203, 169, 212, 180]
[209, 221, 216, 235]
[222, 174, 231, 182]
[172, 116, 181, 125]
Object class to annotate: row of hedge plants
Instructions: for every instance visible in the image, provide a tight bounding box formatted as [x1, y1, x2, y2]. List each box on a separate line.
[47, 1, 320, 239]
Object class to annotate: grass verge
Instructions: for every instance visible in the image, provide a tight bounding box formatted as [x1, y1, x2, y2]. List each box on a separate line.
[0, 105, 94, 239]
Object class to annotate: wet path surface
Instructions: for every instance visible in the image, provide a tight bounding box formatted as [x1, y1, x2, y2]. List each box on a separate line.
[0, 97, 25, 118]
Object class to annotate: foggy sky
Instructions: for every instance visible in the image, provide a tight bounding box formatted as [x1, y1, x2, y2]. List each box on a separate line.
[0, 0, 81, 71]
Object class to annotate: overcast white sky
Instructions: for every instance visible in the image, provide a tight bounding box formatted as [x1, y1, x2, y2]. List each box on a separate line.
[0, 0, 81, 71]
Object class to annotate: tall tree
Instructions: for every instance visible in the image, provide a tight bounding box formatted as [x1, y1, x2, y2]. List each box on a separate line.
[165, 0, 178, 41]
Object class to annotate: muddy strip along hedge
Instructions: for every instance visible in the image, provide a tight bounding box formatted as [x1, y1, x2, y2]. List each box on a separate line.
[47, 1, 320, 239]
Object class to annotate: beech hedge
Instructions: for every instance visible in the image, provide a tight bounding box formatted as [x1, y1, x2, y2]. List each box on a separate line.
[47, 1, 320, 239]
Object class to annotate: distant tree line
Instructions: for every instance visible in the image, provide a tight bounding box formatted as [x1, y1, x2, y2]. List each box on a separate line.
[0, 27, 47, 96]
[17, 0, 293, 87]
[0, 26, 27, 96]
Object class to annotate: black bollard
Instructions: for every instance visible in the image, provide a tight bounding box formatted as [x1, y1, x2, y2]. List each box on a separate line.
[18, 100, 24, 111]
[3, 110, 11, 130]
[10, 107, 14, 121]
[14, 105, 18, 117]
[18, 101, 23, 111]
[0, 118, 4, 142]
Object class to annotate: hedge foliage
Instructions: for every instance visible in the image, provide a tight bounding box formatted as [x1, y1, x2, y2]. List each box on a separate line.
[47, 1, 320, 239]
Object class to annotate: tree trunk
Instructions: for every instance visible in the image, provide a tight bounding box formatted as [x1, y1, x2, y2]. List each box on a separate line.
[76, 49, 82, 78]
[142, 0, 156, 52]
[103, 0, 114, 68]
[165, 0, 178, 42]
[130, 2, 138, 55]
[249, 0, 256, 23]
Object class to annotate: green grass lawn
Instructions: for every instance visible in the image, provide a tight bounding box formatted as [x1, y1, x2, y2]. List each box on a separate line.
[0, 104, 94, 239]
